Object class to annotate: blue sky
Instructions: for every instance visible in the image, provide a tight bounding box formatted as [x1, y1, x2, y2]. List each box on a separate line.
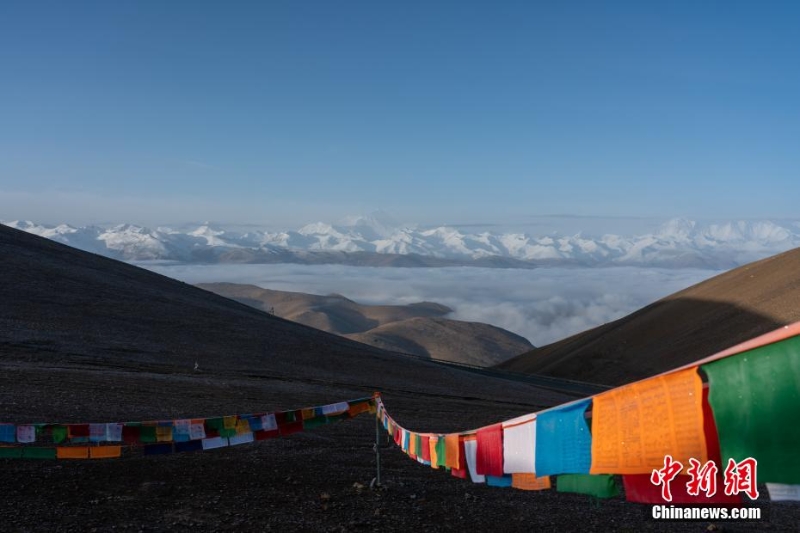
[1, 1, 799, 226]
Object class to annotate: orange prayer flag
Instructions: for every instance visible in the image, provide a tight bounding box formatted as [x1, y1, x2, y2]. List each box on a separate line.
[590, 367, 707, 475]
[512, 473, 551, 491]
[409, 432, 417, 457]
[90, 446, 122, 459]
[57, 446, 89, 460]
[444, 434, 461, 469]
[348, 402, 372, 417]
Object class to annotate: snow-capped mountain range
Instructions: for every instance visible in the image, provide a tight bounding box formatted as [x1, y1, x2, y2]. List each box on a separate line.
[5, 216, 800, 269]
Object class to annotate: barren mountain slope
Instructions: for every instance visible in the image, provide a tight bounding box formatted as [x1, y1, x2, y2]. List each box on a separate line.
[499, 247, 800, 385]
[198, 282, 532, 365]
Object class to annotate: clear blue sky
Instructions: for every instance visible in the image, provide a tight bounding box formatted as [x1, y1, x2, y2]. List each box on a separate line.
[1, 1, 798, 226]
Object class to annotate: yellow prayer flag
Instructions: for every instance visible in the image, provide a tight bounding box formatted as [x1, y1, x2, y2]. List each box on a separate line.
[429, 436, 439, 469]
[156, 426, 173, 442]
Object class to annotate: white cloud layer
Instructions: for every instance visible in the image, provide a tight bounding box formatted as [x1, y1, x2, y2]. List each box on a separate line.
[144, 264, 718, 346]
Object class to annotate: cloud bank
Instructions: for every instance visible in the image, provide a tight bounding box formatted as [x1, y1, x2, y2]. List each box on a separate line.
[145, 263, 718, 346]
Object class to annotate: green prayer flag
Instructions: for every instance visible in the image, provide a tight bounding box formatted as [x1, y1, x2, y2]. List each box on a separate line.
[415, 434, 423, 456]
[139, 426, 157, 443]
[435, 436, 447, 468]
[303, 417, 330, 430]
[206, 418, 225, 431]
[22, 447, 57, 460]
[703, 335, 800, 484]
[557, 474, 619, 498]
[0, 447, 23, 459]
[51, 426, 67, 444]
[219, 428, 237, 438]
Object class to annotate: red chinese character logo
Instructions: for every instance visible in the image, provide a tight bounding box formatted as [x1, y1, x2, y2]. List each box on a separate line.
[651, 455, 684, 501]
[686, 458, 719, 497]
[723, 457, 759, 500]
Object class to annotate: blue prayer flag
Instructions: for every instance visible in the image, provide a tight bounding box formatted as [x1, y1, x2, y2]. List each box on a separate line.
[535, 398, 592, 476]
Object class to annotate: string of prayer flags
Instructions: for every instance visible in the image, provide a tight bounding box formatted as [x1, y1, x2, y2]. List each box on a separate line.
[557, 474, 619, 499]
[703, 334, 800, 484]
[0, 396, 375, 460]
[590, 368, 707, 475]
[502, 414, 536, 474]
[535, 399, 592, 476]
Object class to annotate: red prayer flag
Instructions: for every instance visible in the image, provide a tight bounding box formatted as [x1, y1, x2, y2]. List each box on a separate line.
[476, 423, 504, 477]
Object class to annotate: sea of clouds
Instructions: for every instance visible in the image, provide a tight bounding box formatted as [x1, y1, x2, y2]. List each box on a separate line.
[142, 263, 719, 346]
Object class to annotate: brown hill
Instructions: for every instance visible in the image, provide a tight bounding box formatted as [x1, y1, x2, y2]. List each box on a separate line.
[498, 247, 800, 385]
[197, 282, 532, 366]
[346, 317, 533, 366]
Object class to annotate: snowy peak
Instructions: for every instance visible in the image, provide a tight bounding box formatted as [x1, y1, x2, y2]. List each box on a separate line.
[3, 217, 800, 269]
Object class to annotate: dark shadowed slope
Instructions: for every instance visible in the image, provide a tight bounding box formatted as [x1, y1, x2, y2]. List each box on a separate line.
[499, 247, 800, 386]
[198, 283, 532, 366]
[0, 222, 572, 414]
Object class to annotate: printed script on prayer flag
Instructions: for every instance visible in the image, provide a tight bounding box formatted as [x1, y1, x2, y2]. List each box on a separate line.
[590, 368, 707, 475]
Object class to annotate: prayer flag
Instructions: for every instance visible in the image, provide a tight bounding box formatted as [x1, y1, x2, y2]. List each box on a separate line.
[464, 437, 485, 483]
[23, 447, 56, 460]
[201, 437, 229, 450]
[0, 447, 22, 459]
[445, 434, 461, 470]
[57, 447, 89, 460]
[535, 399, 592, 476]
[16, 425, 36, 444]
[229, 432, 255, 446]
[261, 414, 278, 432]
[622, 474, 741, 504]
[156, 425, 173, 442]
[590, 368, 707, 475]
[105, 423, 123, 442]
[476, 424, 504, 477]
[512, 473, 551, 491]
[322, 402, 349, 415]
[486, 475, 513, 487]
[703, 335, 800, 484]
[557, 474, 619, 498]
[767, 484, 800, 502]
[90, 446, 122, 459]
[189, 422, 206, 441]
[502, 414, 536, 474]
[0, 424, 14, 443]
[89, 424, 106, 443]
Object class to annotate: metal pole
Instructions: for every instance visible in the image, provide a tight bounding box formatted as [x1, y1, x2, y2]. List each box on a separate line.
[375, 406, 382, 487]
